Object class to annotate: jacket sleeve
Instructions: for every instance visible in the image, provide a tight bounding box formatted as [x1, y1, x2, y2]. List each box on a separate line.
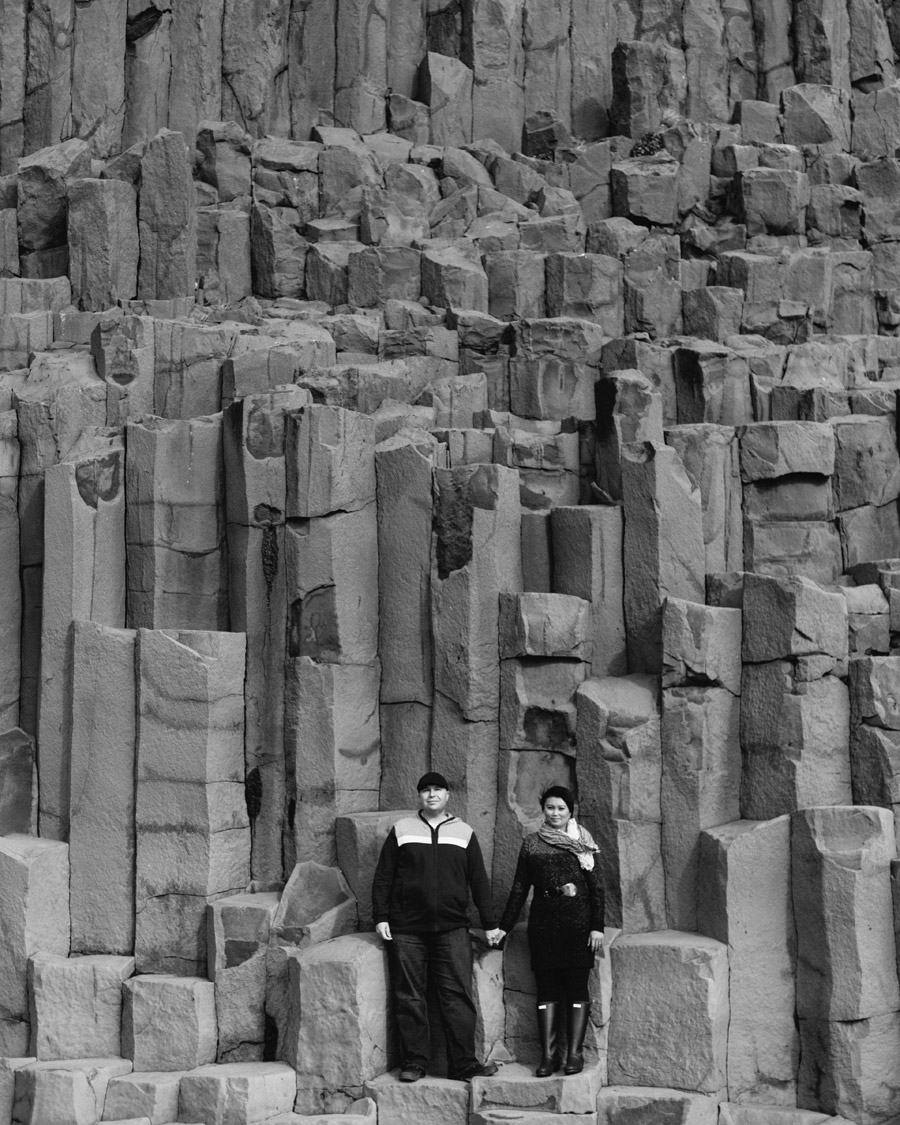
[372, 827, 398, 925]
[466, 832, 497, 930]
[498, 842, 532, 932]
[586, 859, 605, 932]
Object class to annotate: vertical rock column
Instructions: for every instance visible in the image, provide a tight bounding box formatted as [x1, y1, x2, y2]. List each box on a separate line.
[698, 816, 797, 1105]
[67, 178, 138, 311]
[0, 836, 69, 1055]
[37, 447, 126, 840]
[284, 404, 380, 867]
[0, 410, 20, 728]
[575, 674, 665, 931]
[850, 655, 900, 840]
[68, 621, 136, 956]
[0, 0, 27, 172]
[498, 592, 590, 892]
[167, 0, 224, 145]
[14, 349, 107, 734]
[741, 574, 851, 818]
[793, 805, 900, 1123]
[665, 423, 743, 576]
[431, 463, 522, 885]
[138, 129, 197, 300]
[334, 0, 388, 133]
[287, 0, 336, 140]
[135, 628, 249, 975]
[738, 420, 842, 585]
[125, 414, 229, 632]
[661, 598, 742, 930]
[620, 441, 706, 674]
[466, 0, 525, 153]
[551, 505, 626, 678]
[23, 1, 74, 151]
[224, 386, 309, 884]
[375, 430, 446, 808]
[70, 0, 126, 157]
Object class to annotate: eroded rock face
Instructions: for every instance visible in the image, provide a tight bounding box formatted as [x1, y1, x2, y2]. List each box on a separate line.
[9, 3, 900, 1117]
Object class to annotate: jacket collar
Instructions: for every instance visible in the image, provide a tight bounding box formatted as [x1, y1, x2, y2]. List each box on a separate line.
[418, 810, 456, 829]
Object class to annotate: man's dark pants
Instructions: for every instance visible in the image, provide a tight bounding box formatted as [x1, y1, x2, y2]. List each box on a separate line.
[388, 928, 478, 1076]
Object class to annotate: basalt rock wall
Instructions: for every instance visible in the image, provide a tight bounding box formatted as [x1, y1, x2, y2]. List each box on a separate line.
[3, 2, 900, 1125]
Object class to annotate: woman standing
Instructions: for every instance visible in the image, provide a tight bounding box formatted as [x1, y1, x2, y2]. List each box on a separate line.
[494, 787, 604, 1076]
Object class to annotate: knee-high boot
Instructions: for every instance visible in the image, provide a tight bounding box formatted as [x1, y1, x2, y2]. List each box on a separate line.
[564, 1001, 590, 1075]
[534, 1001, 558, 1077]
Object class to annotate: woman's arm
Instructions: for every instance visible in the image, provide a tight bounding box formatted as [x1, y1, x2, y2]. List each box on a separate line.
[585, 856, 605, 933]
[498, 841, 533, 933]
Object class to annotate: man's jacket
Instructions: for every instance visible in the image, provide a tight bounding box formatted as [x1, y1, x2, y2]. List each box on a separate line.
[372, 811, 497, 933]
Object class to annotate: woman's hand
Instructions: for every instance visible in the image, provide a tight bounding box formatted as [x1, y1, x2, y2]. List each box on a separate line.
[487, 928, 507, 947]
[588, 930, 604, 955]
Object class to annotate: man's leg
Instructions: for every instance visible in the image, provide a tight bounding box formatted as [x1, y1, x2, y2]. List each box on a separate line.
[388, 933, 430, 1072]
[430, 927, 479, 1078]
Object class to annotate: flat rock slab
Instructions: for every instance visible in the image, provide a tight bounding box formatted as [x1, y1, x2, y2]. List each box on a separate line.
[103, 1069, 184, 1123]
[470, 1061, 604, 1115]
[718, 1106, 833, 1125]
[472, 1111, 597, 1125]
[13, 1057, 131, 1125]
[178, 1061, 296, 1125]
[267, 1095, 376, 1123]
[365, 1071, 468, 1125]
[596, 1086, 718, 1123]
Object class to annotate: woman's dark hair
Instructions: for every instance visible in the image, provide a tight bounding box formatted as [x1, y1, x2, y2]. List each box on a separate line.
[540, 786, 575, 814]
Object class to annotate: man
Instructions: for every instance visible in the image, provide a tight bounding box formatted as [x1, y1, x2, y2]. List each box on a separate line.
[373, 771, 502, 1083]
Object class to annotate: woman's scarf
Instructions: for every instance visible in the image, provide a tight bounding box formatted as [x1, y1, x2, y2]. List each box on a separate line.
[537, 817, 598, 871]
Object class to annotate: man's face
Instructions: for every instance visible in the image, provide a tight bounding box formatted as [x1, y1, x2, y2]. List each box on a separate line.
[419, 785, 450, 815]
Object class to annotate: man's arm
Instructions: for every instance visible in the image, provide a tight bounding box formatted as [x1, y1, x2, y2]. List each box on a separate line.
[466, 832, 497, 930]
[372, 827, 399, 930]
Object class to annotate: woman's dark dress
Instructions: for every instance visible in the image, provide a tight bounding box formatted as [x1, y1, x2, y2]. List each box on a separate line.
[498, 833, 605, 970]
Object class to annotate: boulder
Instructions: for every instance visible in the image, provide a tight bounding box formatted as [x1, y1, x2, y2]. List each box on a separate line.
[608, 931, 728, 1094]
[29, 953, 134, 1061]
[122, 976, 217, 1072]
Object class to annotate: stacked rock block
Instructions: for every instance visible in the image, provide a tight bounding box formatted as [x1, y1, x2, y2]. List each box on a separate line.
[9, 6, 900, 1125]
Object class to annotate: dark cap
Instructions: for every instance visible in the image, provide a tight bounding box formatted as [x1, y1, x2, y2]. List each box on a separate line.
[417, 771, 450, 791]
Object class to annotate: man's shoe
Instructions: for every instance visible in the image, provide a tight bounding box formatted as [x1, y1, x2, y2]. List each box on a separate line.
[399, 1065, 426, 1082]
[455, 1061, 498, 1081]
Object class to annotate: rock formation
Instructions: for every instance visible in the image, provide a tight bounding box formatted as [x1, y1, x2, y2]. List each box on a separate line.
[2, 1, 900, 1124]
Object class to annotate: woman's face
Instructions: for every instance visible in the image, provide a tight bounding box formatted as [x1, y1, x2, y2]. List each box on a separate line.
[542, 796, 570, 829]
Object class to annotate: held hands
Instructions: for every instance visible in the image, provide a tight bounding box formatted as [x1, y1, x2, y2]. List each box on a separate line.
[589, 930, 604, 956]
[376, 922, 392, 941]
[486, 928, 506, 947]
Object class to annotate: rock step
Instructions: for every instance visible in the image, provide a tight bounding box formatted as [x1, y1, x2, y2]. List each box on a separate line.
[471, 1111, 597, 1125]
[471, 1061, 605, 1116]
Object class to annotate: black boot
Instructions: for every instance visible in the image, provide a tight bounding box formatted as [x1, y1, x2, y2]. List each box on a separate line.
[563, 1001, 590, 1075]
[534, 1001, 558, 1077]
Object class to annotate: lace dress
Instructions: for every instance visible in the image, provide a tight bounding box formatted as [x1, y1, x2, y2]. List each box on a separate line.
[499, 833, 605, 971]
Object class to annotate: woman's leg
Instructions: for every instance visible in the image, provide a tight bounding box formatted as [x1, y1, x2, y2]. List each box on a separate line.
[560, 967, 592, 1075]
[532, 970, 563, 1076]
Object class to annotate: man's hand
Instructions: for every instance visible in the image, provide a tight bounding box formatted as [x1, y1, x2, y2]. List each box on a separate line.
[485, 928, 505, 947]
[588, 930, 604, 956]
[376, 922, 392, 941]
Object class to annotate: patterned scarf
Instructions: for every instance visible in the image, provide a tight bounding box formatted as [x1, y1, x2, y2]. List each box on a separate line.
[537, 818, 598, 871]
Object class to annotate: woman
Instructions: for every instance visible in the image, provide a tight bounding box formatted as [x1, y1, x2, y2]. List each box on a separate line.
[494, 787, 604, 1077]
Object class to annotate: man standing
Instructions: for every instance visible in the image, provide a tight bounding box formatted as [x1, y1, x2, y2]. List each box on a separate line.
[373, 772, 502, 1082]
